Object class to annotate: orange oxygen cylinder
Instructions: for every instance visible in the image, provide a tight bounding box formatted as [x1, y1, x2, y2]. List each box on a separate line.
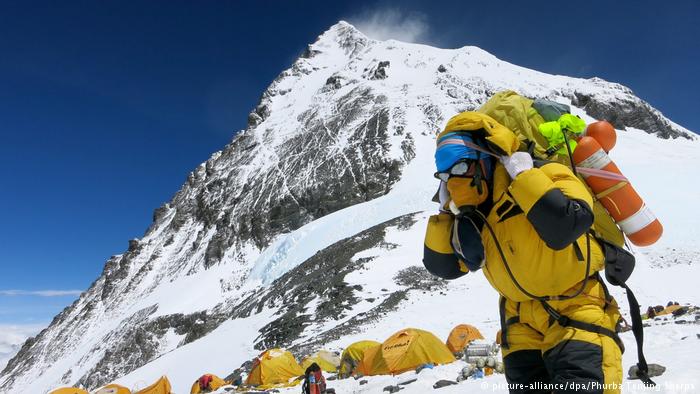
[584, 121, 617, 152]
[573, 135, 662, 246]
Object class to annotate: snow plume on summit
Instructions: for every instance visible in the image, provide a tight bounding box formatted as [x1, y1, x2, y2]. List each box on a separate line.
[348, 9, 431, 43]
[1, 21, 698, 394]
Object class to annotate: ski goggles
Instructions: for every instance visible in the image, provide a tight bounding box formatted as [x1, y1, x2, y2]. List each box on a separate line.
[434, 159, 484, 182]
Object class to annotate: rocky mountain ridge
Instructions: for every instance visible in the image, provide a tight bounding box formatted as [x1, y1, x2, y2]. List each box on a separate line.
[1, 21, 694, 394]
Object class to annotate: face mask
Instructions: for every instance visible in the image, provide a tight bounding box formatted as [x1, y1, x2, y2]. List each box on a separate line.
[446, 176, 489, 215]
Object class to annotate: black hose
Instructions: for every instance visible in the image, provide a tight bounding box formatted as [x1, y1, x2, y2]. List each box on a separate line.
[474, 209, 591, 302]
[562, 129, 578, 177]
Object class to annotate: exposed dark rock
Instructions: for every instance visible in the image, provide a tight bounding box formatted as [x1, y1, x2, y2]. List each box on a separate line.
[152, 204, 170, 224]
[101, 255, 131, 301]
[401, 133, 416, 163]
[128, 239, 141, 252]
[628, 363, 666, 379]
[301, 45, 321, 59]
[74, 307, 229, 389]
[394, 266, 447, 291]
[247, 112, 263, 128]
[255, 104, 271, 121]
[373, 61, 390, 80]
[438, 64, 447, 73]
[433, 380, 458, 389]
[364, 61, 391, 80]
[325, 75, 344, 90]
[570, 91, 690, 139]
[248, 214, 419, 352]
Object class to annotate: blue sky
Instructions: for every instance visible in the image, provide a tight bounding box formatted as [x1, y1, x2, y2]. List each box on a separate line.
[1, 0, 698, 325]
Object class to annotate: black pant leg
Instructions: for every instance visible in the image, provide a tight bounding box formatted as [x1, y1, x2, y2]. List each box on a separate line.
[543, 339, 604, 394]
[504, 349, 551, 394]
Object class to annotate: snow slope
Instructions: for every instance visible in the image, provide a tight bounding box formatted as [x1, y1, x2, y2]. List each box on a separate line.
[2, 21, 698, 394]
[115, 124, 700, 394]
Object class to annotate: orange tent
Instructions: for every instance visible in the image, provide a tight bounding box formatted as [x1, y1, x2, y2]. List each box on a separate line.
[48, 388, 89, 394]
[339, 340, 381, 378]
[134, 376, 172, 394]
[359, 328, 455, 375]
[446, 324, 484, 353]
[95, 383, 132, 394]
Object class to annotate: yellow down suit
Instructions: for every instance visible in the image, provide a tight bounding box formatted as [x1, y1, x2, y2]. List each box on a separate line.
[485, 162, 623, 394]
[424, 112, 624, 394]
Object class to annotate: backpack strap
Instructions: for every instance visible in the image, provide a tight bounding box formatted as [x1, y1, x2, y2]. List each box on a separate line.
[619, 281, 656, 386]
[498, 297, 520, 350]
[596, 237, 656, 386]
[539, 298, 625, 352]
[499, 296, 508, 349]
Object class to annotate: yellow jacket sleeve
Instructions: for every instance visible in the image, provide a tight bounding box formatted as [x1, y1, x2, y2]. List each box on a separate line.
[540, 163, 593, 208]
[508, 162, 594, 250]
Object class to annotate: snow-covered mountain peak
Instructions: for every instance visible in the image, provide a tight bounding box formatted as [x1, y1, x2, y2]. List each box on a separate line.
[313, 21, 370, 53]
[1, 22, 698, 394]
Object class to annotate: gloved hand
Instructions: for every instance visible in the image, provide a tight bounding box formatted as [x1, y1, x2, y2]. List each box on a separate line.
[500, 152, 533, 179]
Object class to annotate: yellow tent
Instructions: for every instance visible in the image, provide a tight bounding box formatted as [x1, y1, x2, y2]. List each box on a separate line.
[190, 373, 227, 394]
[134, 376, 172, 394]
[339, 340, 381, 378]
[359, 328, 456, 375]
[300, 350, 341, 373]
[656, 304, 683, 317]
[446, 324, 484, 353]
[245, 348, 304, 388]
[357, 344, 381, 375]
[48, 388, 89, 394]
[95, 383, 132, 394]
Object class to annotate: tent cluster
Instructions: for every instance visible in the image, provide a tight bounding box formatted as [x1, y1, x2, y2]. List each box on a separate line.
[48, 325, 484, 393]
[340, 325, 484, 378]
[49, 376, 170, 394]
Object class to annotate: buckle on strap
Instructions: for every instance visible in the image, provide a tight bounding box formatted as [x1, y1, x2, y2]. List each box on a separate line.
[557, 315, 570, 326]
[541, 300, 625, 353]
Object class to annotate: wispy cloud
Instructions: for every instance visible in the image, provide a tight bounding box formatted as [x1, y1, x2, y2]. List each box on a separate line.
[0, 323, 46, 370]
[349, 8, 431, 44]
[0, 290, 82, 297]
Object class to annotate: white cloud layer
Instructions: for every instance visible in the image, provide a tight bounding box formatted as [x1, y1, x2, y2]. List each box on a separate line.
[349, 9, 430, 43]
[0, 290, 82, 297]
[0, 323, 46, 371]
